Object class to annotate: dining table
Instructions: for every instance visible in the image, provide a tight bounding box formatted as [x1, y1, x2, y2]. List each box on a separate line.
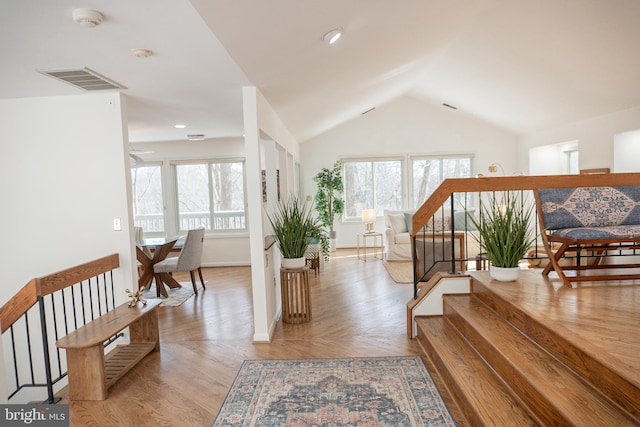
[136, 237, 182, 297]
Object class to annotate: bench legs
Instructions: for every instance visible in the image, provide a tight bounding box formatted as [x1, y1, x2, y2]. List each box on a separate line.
[66, 310, 160, 400]
[66, 345, 108, 401]
[541, 237, 640, 287]
[129, 308, 160, 351]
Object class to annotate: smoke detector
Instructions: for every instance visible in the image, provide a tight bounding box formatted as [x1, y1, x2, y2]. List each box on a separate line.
[72, 9, 104, 28]
[132, 48, 153, 58]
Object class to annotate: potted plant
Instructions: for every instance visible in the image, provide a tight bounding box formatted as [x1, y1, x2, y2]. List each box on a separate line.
[266, 196, 319, 269]
[313, 161, 344, 252]
[467, 191, 537, 281]
[308, 221, 330, 262]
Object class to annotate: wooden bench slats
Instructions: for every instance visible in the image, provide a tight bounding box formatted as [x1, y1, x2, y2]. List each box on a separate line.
[104, 343, 155, 388]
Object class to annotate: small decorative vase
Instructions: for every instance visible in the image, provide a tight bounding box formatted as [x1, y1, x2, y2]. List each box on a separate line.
[282, 257, 306, 269]
[489, 266, 520, 282]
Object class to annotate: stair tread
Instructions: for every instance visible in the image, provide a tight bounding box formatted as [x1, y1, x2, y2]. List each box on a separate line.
[444, 294, 636, 426]
[416, 316, 540, 426]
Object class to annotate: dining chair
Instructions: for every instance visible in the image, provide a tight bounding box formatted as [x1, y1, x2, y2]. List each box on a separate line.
[134, 226, 144, 278]
[134, 226, 144, 244]
[153, 228, 206, 295]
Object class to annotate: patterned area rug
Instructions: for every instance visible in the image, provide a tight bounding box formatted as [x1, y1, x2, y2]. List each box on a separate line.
[141, 281, 204, 306]
[383, 261, 413, 283]
[212, 356, 455, 426]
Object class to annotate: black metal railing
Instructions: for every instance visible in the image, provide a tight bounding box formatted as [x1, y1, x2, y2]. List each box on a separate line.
[1, 254, 121, 403]
[411, 189, 542, 295]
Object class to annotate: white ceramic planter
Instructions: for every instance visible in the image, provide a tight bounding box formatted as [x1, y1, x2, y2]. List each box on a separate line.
[489, 266, 520, 282]
[328, 231, 337, 252]
[282, 257, 306, 269]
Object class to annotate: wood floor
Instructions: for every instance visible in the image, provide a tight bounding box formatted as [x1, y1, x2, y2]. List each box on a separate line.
[63, 249, 425, 426]
[60, 251, 640, 426]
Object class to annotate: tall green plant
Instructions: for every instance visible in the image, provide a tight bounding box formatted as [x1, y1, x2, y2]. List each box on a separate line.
[313, 161, 344, 233]
[266, 196, 318, 259]
[467, 191, 537, 268]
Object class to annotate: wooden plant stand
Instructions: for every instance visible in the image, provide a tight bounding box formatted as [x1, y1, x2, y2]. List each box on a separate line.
[280, 267, 311, 324]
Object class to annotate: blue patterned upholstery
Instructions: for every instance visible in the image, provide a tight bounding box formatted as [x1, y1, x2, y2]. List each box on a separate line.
[534, 185, 640, 286]
[537, 186, 640, 239]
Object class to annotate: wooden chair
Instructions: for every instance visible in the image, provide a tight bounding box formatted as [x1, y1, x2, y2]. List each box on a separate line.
[153, 228, 206, 295]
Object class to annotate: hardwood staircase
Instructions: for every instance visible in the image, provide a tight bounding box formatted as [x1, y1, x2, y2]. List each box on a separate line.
[415, 275, 640, 426]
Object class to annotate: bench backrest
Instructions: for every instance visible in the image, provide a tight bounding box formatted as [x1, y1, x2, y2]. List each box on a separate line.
[536, 186, 640, 230]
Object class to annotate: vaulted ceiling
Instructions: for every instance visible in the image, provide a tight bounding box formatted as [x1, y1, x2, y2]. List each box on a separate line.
[2, 0, 639, 144]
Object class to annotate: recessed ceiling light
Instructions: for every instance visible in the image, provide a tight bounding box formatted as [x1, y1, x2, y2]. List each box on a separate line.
[174, 124, 186, 129]
[187, 134, 205, 141]
[323, 28, 342, 45]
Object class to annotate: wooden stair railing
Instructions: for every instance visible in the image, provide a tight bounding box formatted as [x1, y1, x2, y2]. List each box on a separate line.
[0, 254, 120, 403]
[412, 173, 640, 236]
[411, 173, 640, 297]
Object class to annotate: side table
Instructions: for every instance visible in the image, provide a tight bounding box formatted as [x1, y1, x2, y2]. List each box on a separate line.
[475, 252, 489, 271]
[280, 267, 311, 323]
[357, 232, 383, 261]
[305, 243, 322, 275]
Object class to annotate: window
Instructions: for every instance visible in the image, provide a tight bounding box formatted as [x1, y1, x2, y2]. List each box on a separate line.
[411, 156, 472, 208]
[132, 164, 165, 232]
[174, 160, 246, 231]
[343, 159, 402, 219]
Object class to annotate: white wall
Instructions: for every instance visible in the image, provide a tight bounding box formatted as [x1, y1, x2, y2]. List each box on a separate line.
[529, 140, 578, 175]
[517, 105, 640, 172]
[244, 87, 301, 342]
[1, 93, 135, 304]
[131, 137, 250, 266]
[300, 94, 518, 248]
[0, 93, 134, 402]
[614, 129, 640, 172]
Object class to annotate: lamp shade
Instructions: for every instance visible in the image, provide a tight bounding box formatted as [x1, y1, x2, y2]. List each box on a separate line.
[361, 209, 376, 223]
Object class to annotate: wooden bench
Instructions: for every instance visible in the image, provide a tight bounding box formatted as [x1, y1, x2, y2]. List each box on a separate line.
[56, 299, 161, 400]
[534, 186, 640, 287]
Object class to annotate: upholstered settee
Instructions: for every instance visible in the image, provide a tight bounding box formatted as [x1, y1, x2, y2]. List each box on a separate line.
[383, 210, 414, 261]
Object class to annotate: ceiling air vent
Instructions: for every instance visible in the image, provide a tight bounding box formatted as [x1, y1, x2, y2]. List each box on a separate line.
[38, 67, 127, 91]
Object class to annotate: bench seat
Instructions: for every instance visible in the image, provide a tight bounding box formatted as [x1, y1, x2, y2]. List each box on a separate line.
[534, 185, 640, 287]
[57, 299, 161, 400]
[551, 224, 640, 240]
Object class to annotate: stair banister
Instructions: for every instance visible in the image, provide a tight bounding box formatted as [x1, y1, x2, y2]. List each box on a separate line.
[410, 173, 640, 299]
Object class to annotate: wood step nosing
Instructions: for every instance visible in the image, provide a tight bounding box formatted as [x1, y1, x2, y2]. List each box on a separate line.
[470, 279, 640, 420]
[416, 317, 541, 426]
[442, 295, 637, 426]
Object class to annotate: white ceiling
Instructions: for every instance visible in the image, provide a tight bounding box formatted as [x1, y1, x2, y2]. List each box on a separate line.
[2, 0, 640, 144]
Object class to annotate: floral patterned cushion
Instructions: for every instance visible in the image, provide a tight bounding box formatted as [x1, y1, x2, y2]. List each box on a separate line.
[538, 186, 640, 235]
[553, 224, 640, 239]
[424, 214, 452, 232]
